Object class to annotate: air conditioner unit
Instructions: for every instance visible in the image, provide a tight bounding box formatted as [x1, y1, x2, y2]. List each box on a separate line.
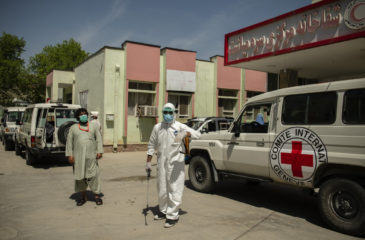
[135, 105, 158, 117]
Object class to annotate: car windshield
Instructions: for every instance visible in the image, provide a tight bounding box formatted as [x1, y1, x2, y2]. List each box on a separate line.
[55, 109, 77, 127]
[7, 111, 23, 122]
[186, 120, 205, 130]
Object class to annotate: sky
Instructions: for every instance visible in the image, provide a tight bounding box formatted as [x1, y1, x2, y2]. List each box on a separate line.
[0, 0, 311, 63]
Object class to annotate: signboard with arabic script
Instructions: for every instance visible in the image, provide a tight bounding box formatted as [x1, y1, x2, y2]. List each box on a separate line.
[225, 0, 365, 65]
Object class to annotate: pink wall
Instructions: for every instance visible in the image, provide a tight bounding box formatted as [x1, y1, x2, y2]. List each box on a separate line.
[216, 57, 241, 90]
[125, 42, 160, 82]
[165, 49, 196, 72]
[46, 71, 54, 87]
[245, 70, 267, 92]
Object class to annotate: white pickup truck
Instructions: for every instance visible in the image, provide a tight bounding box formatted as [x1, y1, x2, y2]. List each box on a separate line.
[187, 78, 365, 237]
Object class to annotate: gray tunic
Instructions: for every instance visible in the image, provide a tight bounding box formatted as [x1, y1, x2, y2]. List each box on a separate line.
[65, 122, 103, 180]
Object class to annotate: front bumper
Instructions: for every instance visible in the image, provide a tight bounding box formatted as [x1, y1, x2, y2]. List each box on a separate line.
[29, 146, 66, 157]
[4, 133, 15, 142]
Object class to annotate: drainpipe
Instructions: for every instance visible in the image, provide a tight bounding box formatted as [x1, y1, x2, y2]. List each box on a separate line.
[113, 64, 120, 153]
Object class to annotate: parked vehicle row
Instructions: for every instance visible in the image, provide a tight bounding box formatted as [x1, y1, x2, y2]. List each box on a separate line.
[1, 103, 81, 165]
[16, 103, 81, 165]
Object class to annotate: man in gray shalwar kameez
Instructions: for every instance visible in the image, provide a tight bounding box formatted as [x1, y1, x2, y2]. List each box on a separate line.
[66, 108, 104, 206]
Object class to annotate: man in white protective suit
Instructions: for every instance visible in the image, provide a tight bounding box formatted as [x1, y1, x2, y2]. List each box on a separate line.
[145, 103, 201, 228]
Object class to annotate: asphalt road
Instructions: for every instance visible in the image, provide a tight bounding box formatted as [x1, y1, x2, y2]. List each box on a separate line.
[0, 144, 362, 240]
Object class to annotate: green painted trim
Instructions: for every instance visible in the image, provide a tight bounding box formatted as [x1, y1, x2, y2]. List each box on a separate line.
[128, 89, 156, 94]
[218, 96, 239, 100]
[159, 54, 166, 120]
[212, 57, 218, 116]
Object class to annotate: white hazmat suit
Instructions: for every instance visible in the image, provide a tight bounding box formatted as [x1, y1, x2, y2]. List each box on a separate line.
[147, 103, 201, 221]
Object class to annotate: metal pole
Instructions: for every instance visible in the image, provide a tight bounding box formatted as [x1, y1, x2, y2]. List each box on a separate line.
[144, 169, 151, 226]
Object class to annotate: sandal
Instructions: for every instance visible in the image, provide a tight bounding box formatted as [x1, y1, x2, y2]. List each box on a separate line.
[76, 198, 86, 206]
[95, 197, 103, 205]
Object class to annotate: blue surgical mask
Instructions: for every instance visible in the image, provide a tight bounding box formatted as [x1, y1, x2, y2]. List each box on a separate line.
[79, 115, 88, 123]
[163, 114, 174, 123]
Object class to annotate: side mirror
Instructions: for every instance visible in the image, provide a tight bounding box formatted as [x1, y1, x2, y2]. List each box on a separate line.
[200, 128, 208, 134]
[234, 121, 240, 137]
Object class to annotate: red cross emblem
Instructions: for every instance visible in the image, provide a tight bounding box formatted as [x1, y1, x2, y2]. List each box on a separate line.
[281, 141, 313, 178]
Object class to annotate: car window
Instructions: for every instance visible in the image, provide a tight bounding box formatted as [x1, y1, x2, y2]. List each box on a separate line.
[24, 108, 33, 123]
[37, 109, 47, 128]
[207, 120, 216, 132]
[343, 88, 365, 124]
[7, 111, 22, 122]
[218, 120, 232, 130]
[55, 109, 77, 127]
[236, 104, 271, 133]
[201, 121, 209, 132]
[282, 92, 337, 125]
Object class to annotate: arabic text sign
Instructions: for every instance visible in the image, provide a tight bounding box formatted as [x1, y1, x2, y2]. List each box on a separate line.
[226, 0, 365, 63]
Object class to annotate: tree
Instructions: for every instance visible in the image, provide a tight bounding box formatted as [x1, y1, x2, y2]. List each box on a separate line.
[28, 38, 89, 103]
[0, 32, 26, 106]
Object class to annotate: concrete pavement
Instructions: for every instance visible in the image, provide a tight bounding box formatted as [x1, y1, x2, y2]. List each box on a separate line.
[0, 144, 362, 240]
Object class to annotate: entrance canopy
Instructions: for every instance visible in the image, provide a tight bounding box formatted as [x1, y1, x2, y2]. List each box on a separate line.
[225, 0, 365, 80]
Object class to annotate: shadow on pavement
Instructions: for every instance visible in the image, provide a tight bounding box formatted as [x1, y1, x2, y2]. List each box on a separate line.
[32, 156, 71, 169]
[69, 191, 105, 203]
[185, 179, 329, 230]
[142, 205, 188, 219]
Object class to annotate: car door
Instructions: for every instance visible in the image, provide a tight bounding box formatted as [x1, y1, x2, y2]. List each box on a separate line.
[19, 108, 32, 146]
[35, 109, 47, 148]
[223, 102, 273, 178]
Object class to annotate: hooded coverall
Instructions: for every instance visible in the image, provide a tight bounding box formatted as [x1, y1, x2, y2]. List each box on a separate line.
[147, 103, 201, 220]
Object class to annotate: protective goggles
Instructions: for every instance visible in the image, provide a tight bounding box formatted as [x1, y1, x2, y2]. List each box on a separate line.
[162, 111, 174, 115]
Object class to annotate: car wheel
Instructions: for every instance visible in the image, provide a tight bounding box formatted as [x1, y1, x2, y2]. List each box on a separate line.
[15, 142, 22, 155]
[188, 155, 214, 193]
[318, 178, 365, 236]
[4, 139, 13, 151]
[25, 148, 37, 166]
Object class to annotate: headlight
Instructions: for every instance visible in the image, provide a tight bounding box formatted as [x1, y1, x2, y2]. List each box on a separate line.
[5, 127, 15, 132]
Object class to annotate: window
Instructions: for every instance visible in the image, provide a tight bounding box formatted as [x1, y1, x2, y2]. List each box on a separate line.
[218, 119, 233, 130]
[237, 104, 271, 133]
[55, 109, 77, 127]
[79, 90, 88, 109]
[282, 92, 337, 125]
[218, 89, 238, 117]
[24, 108, 33, 123]
[128, 82, 155, 116]
[246, 91, 263, 99]
[168, 94, 190, 118]
[7, 111, 22, 122]
[37, 109, 47, 128]
[343, 88, 365, 124]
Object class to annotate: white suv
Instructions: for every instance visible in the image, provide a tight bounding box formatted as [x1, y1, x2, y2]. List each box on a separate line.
[188, 78, 365, 236]
[0, 106, 25, 151]
[17, 103, 81, 165]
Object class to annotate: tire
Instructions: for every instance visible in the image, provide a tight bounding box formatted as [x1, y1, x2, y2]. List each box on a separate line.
[188, 155, 215, 193]
[57, 121, 76, 145]
[15, 142, 22, 156]
[25, 148, 37, 166]
[318, 178, 365, 236]
[4, 139, 13, 151]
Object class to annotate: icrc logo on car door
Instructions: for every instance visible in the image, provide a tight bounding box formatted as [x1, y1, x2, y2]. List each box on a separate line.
[270, 127, 328, 186]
